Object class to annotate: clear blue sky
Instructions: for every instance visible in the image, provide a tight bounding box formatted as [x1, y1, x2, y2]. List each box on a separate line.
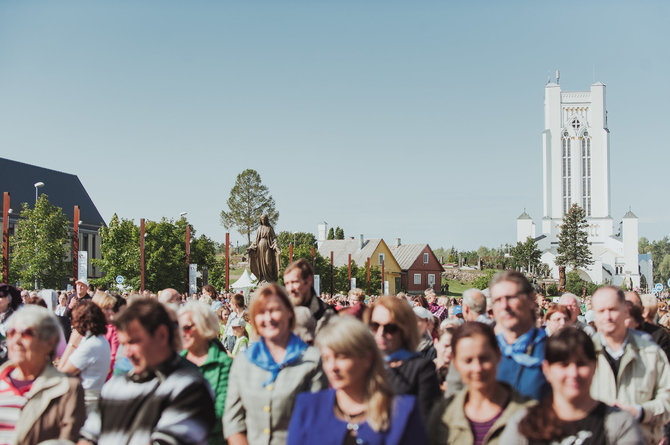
[1, 0, 668, 251]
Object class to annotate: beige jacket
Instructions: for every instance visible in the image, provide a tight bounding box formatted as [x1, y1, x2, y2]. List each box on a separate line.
[0, 362, 86, 445]
[427, 382, 535, 445]
[590, 329, 670, 445]
[223, 345, 328, 445]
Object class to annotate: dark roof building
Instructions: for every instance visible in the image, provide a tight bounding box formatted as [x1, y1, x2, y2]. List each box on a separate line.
[0, 157, 106, 281]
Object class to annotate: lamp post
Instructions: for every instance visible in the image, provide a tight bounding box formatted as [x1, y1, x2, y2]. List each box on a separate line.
[181, 212, 190, 295]
[34, 182, 44, 205]
[2, 193, 9, 283]
[140, 218, 146, 292]
[32, 182, 44, 289]
[73, 206, 80, 284]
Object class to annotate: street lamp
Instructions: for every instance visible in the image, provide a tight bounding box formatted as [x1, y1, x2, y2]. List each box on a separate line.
[180, 212, 188, 218]
[34, 182, 44, 204]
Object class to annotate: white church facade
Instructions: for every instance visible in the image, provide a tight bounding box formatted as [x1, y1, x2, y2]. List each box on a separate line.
[517, 74, 652, 289]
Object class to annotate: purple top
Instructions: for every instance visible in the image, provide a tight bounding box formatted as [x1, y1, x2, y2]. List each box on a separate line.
[469, 409, 503, 445]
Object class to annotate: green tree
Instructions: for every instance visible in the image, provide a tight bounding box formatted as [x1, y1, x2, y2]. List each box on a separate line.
[556, 204, 593, 271]
[144, 217, 189, 292]
[9, 194, 70, 289]
[471, 269, 497, 290]
[220, 169, 279, 245]
[510, 237, 543, 274]
[327, 227, 335, 240]
[639, 237, 670, 284]
[91, 214, 141, 289]
[657, 254, 670, 286]
[208, 257, 228, 292]
[334, 227, 344, 240]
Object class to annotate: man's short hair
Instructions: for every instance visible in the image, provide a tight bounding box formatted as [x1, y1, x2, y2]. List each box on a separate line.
[593, 285, 626, 305]
[489, 270, 534, 297]
[232, 293, 245, 309]
[284, 258, 313, 280]
[114, 298, 175, 350]
[558, 292, 580, 306]
[463, 288, 486, 314]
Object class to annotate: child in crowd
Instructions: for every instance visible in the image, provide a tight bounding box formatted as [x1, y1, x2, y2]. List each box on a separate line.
[229, 318, 248, 358]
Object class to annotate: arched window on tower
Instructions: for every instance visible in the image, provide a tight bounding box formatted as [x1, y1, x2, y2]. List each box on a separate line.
[581, 131, 591, 216]
[562, 130, 571, 215]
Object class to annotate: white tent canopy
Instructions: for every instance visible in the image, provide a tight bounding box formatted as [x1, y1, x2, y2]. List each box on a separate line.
[231, 269, 257, 290]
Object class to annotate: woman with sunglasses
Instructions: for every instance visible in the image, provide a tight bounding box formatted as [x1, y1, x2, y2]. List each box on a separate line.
[178, 301, 232, 445]
[288, 315, 427, 445]
[427, 322, 533, 445]
[365, 296, 440, 422]
[500, 326, 644, 444]
[0, 305, 85, 444]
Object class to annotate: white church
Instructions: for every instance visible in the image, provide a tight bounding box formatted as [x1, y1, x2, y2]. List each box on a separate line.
[517, 73, 653, 289]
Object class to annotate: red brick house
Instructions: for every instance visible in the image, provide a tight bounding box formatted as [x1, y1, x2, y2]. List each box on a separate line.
[389, 241, 445, 294]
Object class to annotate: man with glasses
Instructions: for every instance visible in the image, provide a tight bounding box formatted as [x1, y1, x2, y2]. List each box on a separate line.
[490, 270, 548, 400]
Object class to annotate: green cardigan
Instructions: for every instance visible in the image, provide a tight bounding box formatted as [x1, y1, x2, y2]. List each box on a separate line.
[181, 340, 232, 445]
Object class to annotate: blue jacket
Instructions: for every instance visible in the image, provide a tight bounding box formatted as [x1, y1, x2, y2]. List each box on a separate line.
[287, 389, 427, 445]
[496, 327, 549, 400]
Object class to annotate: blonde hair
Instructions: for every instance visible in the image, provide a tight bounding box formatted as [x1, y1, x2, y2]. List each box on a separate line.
[177, 301, 220, 340]
[348, 288, 366, 303]
[365, 296, 419, 351]
[92, 291, 116, 310]
[316, 315, 394, 432]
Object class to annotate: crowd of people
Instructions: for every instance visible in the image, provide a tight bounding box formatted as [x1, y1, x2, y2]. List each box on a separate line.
[0, 259, 668, 444]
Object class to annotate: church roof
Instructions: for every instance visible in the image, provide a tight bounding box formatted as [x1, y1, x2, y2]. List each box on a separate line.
[0, 157, 106, 229]
[623, 209, 638, 219]
[517, 210, 532, 220]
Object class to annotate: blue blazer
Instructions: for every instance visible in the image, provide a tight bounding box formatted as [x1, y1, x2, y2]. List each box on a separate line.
[287, 389, 427, 445]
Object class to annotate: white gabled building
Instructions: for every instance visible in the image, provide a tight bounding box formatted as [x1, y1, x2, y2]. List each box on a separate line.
[517, 74, 652, 289]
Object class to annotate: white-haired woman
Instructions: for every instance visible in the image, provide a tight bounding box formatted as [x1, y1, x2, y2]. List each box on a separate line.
[288, 316, 427, 445]
[0, 305, 85, 444]
[178, 301, 232, 445]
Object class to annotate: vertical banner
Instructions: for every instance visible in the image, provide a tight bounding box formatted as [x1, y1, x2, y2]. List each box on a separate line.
[314, 275, 320, 296]
[189, 264, 197, 296]
[384, 280, 389, 295]
[77, 251, 88, 281]
[350, 278, 356, 290]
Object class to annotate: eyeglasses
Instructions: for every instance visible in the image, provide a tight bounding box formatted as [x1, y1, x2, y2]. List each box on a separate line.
[181, 323, 196, 334]
[6, 328, 36, 340]
[369, 321, 400, 335]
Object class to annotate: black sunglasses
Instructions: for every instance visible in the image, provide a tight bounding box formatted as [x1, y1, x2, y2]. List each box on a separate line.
[369, 321, 400, 335]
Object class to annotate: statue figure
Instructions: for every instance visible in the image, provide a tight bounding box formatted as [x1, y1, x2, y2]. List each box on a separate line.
[247, 215, 281, 283]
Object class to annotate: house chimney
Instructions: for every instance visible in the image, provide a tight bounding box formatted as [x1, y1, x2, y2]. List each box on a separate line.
[395, 238, 401, 247]
[359, 234, 364, 250]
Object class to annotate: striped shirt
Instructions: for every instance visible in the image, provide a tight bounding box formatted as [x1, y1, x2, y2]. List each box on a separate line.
[79, 354, 215, 445]
[0, 366, 33, 445]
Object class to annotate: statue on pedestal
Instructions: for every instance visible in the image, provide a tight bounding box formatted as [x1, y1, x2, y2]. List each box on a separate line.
[247, 215, 281, 283]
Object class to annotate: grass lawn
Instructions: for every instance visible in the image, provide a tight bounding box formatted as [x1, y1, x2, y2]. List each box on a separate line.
[443, 279, 471, 297]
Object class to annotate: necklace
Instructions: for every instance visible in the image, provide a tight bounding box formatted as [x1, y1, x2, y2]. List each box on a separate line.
[334, 399, 367, 436]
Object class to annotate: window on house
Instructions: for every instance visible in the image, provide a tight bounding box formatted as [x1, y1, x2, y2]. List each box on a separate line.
[379, 253, 385, 265]
[428, 274, 435, 286]
[414, 274, 421, 285]
[423, 253, 429, 264]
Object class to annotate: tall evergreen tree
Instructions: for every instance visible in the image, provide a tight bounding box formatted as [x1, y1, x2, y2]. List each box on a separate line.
[556, 204, 593, 271]
[220, 169, 279, 245]
[334, 226, 344, 240]
[327, 227, 335, 240]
